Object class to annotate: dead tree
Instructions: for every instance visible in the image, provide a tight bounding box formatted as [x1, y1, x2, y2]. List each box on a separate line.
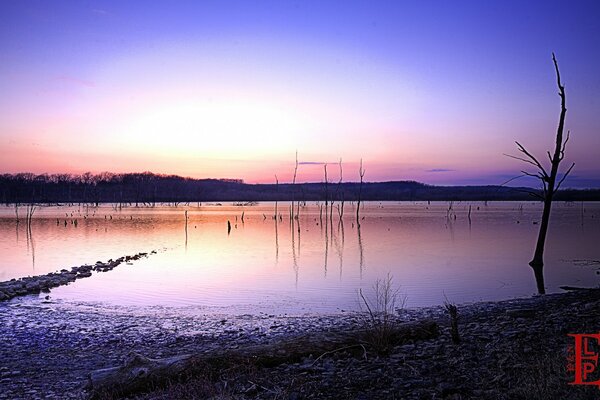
[506, 53, 575, 294]
[356, 159, 365, 224]
[291, 151, 299, 221]
[336, 158, 344, 219]
[324, 163, 329, 217]
[26, 203, 36, 227]
[274, 174, 279, 219]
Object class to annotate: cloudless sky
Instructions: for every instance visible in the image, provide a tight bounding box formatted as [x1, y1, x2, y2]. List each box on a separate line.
[1, 1, 599, 187]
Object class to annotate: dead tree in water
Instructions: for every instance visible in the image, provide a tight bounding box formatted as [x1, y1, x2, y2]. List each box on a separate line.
[274, 175, 279, 219]
[336, 158, 344, 220]
[26, 204, 36, 227]
[324, 163, 329, 218]
[506, 53, 575, 294]
[356, 159, 365, 224]
[291, 151, 299, 221]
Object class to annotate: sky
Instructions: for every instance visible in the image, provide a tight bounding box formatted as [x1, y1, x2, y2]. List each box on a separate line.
[1, 1, 599, 187]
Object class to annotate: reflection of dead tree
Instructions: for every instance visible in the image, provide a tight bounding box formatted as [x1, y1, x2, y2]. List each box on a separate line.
[506, 54, 574, 295]
[324, 163, 329, 220]
[468, 205, 472, 225]
[333, 219, 344, 280]
[324, 213, 329, 278]
[26, 222, 35, 271]
[26, 204, 36, 227]
[446, 201, 456, 220]
[15, 203, 20, 225]
[291, 216, 299, 288]
[356, 159, 365, 224]
[184, 210, 188, 249]
[357, 223, 365, 278]
[274, 212, 279, 264]
[319, 202, 323, 225]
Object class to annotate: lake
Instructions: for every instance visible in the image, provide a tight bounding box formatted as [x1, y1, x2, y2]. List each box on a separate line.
[1, 201, 599, 314]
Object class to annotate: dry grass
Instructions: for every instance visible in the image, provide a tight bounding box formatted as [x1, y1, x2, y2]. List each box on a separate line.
[358, 273, 406, 354]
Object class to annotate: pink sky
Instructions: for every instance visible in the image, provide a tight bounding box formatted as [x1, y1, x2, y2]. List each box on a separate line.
[2, 2, 599, 187]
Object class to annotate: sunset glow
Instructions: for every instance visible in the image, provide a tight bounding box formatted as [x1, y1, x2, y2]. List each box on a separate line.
[1, 1, 599, 186]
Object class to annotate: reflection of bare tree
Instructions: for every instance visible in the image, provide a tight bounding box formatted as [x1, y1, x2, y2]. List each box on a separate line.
[357, 222, 365, 278]
[291, 218, 299, 288]
[324, 210, 329, 277]
[333, 219, 345, 280]
[184, 210, 188, 250]
[297, 216, 301, 258]
[447, 216, 455, 243]
[26, 222, 35, 271]
[274, 216, 279, 265]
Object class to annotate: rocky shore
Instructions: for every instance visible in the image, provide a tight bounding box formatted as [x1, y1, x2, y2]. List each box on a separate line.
[1, 288, 600, 400]
[0, 252, 155, 301]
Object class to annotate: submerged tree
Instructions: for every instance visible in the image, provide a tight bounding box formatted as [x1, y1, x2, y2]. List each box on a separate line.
[507, 53, 575, 294]
[356, 159, 365, 224]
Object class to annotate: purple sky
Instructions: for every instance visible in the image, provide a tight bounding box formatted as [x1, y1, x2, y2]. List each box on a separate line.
[1, 1, 599, 187]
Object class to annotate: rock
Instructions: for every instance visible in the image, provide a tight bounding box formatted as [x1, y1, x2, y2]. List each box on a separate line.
[505, 308, 537, 318]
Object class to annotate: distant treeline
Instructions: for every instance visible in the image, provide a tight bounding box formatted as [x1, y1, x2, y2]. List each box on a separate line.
[1, 172, 599, 204]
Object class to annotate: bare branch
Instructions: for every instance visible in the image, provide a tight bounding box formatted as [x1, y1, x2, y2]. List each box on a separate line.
[559, 130, 570, 161]
[512, 188, 545, 201]
[555, 162, 575, 191]
[499, 174, 527, 187]
[515, 142, 549, 178]
[552, 52, 564, 92]
[520, 170, 544, 180]
[504, 153, 541, 168]
[292, 150, 298, 185]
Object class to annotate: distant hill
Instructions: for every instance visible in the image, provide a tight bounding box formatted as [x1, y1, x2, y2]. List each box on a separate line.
[1, 172, 599, 204]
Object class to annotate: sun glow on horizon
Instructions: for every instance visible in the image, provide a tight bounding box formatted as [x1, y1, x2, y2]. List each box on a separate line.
[109, 98, 307, 159]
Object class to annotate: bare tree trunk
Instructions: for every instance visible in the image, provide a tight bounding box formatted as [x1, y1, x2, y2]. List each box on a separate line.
[337, 158, 344, 220]
[508, 54, 574, 294]
[274, 175, 278, 219]
[356, 159, 365, 224]
[324, 163, 329, 218]
[291, 151, 298, 221]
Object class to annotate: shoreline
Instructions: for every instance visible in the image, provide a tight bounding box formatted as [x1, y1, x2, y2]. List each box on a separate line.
[1, 287, 600, 399]
[0, 252, 156, 302]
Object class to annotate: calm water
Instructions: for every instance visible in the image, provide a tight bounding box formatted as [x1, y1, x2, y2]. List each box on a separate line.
[1, 202, 599, 314]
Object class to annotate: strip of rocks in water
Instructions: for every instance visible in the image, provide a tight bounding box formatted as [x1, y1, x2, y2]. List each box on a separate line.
[0, 251, 156, 301]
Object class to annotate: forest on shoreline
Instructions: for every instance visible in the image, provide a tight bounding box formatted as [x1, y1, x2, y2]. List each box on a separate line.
[1, 172, 599, 204]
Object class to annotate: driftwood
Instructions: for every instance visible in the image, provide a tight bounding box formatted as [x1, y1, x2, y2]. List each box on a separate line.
[87, 319, 438, 399]
[560, 286, 599, 291]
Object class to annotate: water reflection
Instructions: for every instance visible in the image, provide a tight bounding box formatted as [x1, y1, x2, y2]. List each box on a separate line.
[0, 202, 599, 313]
[357, 222, 365, 278]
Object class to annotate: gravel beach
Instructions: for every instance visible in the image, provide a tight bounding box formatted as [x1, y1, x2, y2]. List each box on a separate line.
[2, 287, 599, 399]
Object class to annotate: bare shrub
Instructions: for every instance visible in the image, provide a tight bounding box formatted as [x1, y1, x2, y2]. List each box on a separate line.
[358, 273, 406, 354]
[443, 298, 460, 344]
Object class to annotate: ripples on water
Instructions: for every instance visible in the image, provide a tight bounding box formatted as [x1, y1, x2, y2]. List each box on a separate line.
[1, 202, 599, 313]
